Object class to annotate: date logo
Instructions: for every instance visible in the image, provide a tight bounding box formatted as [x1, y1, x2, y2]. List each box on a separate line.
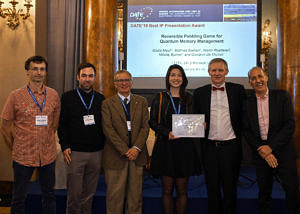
[130, 7, 153, 21]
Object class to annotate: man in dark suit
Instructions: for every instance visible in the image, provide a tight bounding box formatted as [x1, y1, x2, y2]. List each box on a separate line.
[193, 58, 246, 214]
[243, 66, 300, 214]
[101, 70, 149, 214]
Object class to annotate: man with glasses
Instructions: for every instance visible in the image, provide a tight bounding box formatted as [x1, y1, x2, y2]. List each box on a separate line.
[101, 70, 149, 214]
[58, 62, 105, 214]
[0, 55, 61, 214]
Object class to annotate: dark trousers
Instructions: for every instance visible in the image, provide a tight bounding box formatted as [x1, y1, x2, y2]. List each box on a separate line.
[11, 161, 56, 214]
[256, 158, 300, 214]
[203, 140, 241, 214]
[66, 151, 102, 214]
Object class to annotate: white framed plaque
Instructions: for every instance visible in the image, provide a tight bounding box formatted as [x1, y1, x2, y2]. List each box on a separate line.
[172, 114, 205, 138]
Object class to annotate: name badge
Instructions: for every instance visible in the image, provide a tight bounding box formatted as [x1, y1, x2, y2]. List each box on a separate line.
[127, 121, 131, 131]
[83, 115, 95, 126]
[36, 115, 48, 126]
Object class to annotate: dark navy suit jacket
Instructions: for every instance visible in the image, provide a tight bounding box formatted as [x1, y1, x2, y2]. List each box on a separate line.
[243, 89, 297, 160]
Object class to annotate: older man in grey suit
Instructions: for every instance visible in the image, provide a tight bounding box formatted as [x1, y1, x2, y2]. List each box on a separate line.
[101, 70, 149, 214]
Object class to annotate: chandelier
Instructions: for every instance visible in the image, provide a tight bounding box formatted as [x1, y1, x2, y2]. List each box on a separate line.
[0, 0, 33, 30]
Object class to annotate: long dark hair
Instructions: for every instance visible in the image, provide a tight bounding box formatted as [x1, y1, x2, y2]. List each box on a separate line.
[165, 64, 188, 103]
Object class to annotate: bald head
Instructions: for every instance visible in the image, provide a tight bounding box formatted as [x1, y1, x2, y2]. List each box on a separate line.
[248, 66, 268, 96]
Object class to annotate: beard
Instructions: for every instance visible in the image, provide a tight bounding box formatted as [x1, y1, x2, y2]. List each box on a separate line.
[79, 82, 93, 92]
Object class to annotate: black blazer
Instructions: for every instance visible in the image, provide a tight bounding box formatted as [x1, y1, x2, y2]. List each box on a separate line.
[243, 89, 297, 160]
[193, 82, 246, 142]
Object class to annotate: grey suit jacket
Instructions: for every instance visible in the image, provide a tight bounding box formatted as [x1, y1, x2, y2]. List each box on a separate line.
[101, 94, 149, 169]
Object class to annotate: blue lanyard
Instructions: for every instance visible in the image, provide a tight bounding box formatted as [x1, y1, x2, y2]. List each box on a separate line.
[169, 92, 180, 114]
[27, 85, 47, 113]
[120, 97, 129, 117]
[76, 88, 94, 114]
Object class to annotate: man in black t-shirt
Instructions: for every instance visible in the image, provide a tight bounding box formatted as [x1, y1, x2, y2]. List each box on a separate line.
[58, 62, 105, 214]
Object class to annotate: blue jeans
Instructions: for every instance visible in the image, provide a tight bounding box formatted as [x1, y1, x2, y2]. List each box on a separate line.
[11, 161, 56, 214]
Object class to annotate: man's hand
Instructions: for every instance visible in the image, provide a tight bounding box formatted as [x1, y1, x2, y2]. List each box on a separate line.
[264, 153, 278, 168]
[63, 148, 72, 165]
[257, 145, 272, 159]
[125, 147, 139, 161]
[0, 119, 14, 150]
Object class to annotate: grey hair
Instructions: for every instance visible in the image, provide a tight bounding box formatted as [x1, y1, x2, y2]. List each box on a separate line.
[208, 58, 228, 71]
[248, 66, 268, 80]
[114, 70, 133, 80]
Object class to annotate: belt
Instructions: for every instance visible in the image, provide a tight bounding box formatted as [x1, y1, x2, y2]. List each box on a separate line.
[208, 139, 237, 147]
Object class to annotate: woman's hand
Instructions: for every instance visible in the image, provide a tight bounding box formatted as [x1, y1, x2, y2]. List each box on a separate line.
[169, 132, 180, 140]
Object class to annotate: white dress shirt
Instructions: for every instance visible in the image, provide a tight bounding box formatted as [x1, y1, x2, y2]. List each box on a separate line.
[208, 83, 236, 141]
[118, 93, 131, 104]
[118, 93, 141, 151]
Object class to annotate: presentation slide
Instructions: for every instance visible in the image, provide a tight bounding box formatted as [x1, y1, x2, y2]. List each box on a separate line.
[126, 1, 258, 88]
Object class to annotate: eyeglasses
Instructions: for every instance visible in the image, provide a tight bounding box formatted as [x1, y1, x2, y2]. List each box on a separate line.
[114, 78, 132, 83]
[30, 67, 46, 72]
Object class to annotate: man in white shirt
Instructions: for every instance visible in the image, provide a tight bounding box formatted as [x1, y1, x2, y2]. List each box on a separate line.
[193, 58, 246, 214]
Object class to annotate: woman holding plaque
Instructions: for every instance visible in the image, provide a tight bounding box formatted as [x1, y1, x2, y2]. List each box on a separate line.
[149, 64, 200, 214]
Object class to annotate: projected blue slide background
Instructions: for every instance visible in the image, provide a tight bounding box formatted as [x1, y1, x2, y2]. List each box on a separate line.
[127, 4, 257, 77]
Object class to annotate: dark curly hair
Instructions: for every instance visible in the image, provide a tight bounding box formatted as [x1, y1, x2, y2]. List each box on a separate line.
[24, 56, 48, 71]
